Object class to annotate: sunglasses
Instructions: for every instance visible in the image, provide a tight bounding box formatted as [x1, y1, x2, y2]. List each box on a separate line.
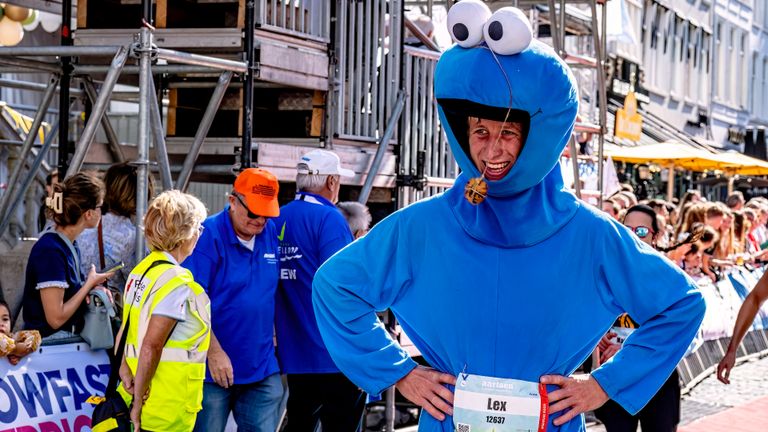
[625, 225, 654, 239]
[233, 193, 260, 219]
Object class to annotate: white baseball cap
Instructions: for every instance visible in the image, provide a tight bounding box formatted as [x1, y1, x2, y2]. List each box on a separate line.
[297, 149, 355, 177]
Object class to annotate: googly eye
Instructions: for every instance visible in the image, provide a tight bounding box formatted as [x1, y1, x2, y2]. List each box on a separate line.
[483, 7, 533, 55]
[447, 0, 492, 48]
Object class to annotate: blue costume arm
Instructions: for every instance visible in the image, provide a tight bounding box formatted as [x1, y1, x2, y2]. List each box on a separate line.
[591, 226, 706, 414]
[313, 213, 418, 395]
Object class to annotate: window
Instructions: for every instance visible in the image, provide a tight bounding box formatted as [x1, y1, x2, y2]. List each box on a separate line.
[721, 28, 741, 104]
[763, 58, 768, 119]
[739, 33, 748, 108]
[715, 22, 725, 100]
[700, 33, 711, 105]
[642, 2, 661, 89]
[752, 52, 761, 116]
[686, 26, 697, 100]
[660, 10, 676, 92]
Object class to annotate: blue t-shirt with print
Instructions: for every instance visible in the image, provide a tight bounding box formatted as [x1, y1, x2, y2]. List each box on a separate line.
[182, 208, 280, 385]
[23, 232, 87, 337]
[274, 192, 354, 374]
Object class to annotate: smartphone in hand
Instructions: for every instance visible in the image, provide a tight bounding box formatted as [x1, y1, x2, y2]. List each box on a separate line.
[99, 261, 125, 274]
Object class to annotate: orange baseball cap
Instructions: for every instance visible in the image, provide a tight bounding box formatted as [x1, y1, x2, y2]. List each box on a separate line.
[233, 168, 280, 217]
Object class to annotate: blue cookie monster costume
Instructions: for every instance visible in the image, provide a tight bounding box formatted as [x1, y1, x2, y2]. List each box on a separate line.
[312, 4, 706, 431]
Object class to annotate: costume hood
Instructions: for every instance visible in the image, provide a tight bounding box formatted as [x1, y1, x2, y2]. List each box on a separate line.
[435, 3, 581, 247]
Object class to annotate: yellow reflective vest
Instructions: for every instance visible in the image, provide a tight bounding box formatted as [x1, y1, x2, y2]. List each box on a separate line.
[117, 251, 211, 432]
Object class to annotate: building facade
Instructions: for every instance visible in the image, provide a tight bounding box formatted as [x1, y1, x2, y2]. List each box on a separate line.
[609, 0, 768, 152]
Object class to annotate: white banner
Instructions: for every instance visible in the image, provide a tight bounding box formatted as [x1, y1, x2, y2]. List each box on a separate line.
[0, 342, 110, 432]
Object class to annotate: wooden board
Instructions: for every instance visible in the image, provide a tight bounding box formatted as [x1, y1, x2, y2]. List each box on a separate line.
[256, 141, 397, 188]
[254, 32, 329, 90]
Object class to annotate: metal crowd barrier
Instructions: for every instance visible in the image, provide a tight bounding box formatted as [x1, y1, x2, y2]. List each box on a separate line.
[677, 266, 768, 393]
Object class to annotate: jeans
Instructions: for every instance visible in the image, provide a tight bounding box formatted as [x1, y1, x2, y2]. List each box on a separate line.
[193, 373, 285, 432]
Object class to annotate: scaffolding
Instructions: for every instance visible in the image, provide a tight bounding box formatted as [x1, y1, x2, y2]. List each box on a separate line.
[0, 1, 249, 258]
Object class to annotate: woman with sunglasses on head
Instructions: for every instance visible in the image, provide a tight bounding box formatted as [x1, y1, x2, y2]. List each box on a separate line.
[594, 204, 690, 432]
[21, 172, 114, 342]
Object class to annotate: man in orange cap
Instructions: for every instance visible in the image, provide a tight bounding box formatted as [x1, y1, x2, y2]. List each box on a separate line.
[184, 168, 285, 432]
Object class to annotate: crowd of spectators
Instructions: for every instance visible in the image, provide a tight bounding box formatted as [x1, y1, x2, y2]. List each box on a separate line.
[601, 187, 768, 283]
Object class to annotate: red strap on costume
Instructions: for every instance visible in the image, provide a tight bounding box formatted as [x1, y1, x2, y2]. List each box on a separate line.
[538, 383, 549, 432]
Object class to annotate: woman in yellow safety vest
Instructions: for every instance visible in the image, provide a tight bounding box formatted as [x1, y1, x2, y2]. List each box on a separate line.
[116, 190, 210, 432]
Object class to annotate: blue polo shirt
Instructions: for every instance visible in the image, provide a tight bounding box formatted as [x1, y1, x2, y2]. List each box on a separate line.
[274, 192, 354, 374]
[182, 208, 280, 384]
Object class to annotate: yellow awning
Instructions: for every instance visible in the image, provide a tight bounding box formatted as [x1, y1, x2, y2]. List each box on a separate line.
[709, 151, 768, 176]
[604, 141, 723, 171]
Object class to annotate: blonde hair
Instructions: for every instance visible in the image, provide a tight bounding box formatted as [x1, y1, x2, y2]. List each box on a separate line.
[144, 190, 207, 252]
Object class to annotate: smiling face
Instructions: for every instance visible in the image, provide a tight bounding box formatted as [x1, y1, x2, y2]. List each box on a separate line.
[468, 117, 524, 181]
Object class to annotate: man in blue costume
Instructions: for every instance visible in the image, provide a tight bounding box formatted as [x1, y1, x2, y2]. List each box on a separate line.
[312, 1, 706, 431]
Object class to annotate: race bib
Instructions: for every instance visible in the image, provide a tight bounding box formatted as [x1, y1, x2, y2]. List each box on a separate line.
[453, 373, 548, 432]
[609, 326, 636, 346]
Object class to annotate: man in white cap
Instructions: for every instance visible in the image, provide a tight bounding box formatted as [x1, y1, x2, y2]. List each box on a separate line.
[273, 149, 363, 431]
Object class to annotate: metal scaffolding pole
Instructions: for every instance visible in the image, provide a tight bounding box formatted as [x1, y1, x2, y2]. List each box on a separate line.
[359, 90, 405, 204]
[148, 77, 174, 191]
[241, 0, 256, 171]
[59, 0, 73, 175]
[0, 122, 60, 237]
[66, 46, 129, 177]
[135, 24, 153, 262]
[73, 64, 239, 75]
[0, 57, 60, 73]
[0, 74, 59, 230]
[156, 48, 247, 74]
[0, 77, 82, 96]
[175, 71, 234, 192]
[82, 78, 126, 163]
[591, 0, 608, 200]
[547, 0, 562, 55]
[0, 46, 122, 57]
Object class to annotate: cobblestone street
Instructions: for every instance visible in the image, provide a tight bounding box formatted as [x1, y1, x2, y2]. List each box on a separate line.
[588, 354, 768, 431]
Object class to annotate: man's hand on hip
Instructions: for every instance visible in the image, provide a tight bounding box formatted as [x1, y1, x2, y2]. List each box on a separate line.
[208, 347, 234, 388]
[396, 365, 456, 421]
[540, 374, 609, 426]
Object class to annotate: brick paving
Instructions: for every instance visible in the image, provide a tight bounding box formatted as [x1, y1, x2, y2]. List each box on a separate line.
[588, 354, 768, 431]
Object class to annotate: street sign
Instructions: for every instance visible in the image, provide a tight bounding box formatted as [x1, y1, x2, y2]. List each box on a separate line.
[615, 91, 642, 142]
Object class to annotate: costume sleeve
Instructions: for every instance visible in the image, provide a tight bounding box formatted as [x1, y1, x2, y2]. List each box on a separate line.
[313, 213, 417, 395]
[591, 225, 706, 414]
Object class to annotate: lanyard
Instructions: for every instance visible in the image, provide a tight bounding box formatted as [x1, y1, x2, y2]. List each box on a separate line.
[295, 193, 326, 206]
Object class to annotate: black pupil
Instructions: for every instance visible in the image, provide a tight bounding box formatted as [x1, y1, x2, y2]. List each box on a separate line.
[488, 21, 504, 41]
[453, 23, 469, 41]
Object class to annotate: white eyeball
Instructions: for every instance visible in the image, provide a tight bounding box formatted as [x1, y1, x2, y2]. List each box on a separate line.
[483, 7, 533, 55]
[447, 0, 492, 48]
